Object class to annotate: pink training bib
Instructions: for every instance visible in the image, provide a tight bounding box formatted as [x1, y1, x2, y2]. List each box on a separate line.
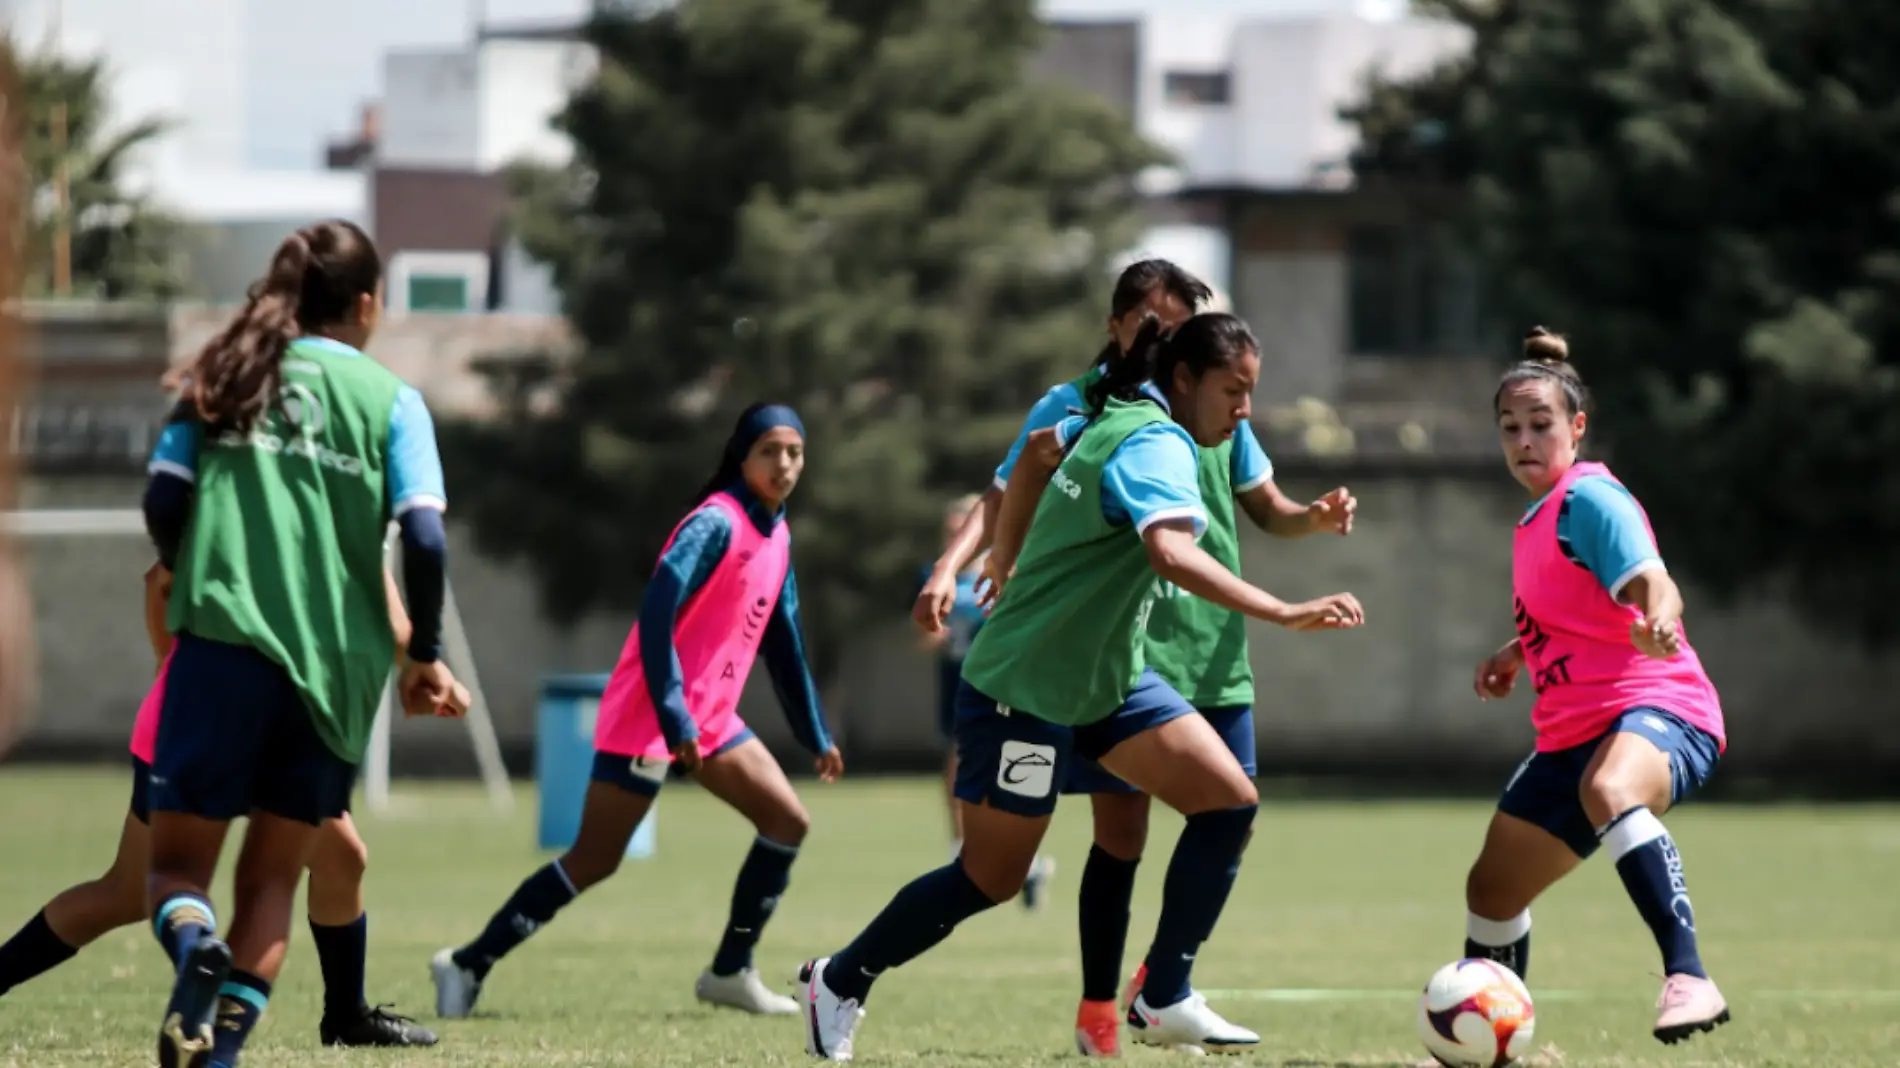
[129, 650, 175, 764]
[595, 491, 791, 761]
[1513, 461, 1726, 753]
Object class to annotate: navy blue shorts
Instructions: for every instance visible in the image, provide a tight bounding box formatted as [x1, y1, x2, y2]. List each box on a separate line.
[951, 669, 1196, 818]
[590, 728, 758, 798]
[129, 755, 151, 824]
[1063, 703, 1256, 795]
[149, 633, 358, 827]
[1498, 707, 1721, 858]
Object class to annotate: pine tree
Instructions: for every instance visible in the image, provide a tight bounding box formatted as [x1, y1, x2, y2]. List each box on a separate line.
[448, 0, 1161, 671]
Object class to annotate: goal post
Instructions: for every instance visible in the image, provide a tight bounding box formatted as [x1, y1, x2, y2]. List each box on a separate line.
[3, 508, 513, 811]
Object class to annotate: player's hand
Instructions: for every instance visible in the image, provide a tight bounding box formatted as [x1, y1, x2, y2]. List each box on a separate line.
[976, 556, 1011, 611]
[1474, 642, 1523, 700]
[1307, 487, 1357, 536]
[1277, 592, 1364, 631]
[1630, 615, 1681, 660]
[435, 679, 473, 718]
[912, 571, 956, 634]
[814, 746, 844, 783]
[398, 659, 455, 718]
[671, 737, 702, 772]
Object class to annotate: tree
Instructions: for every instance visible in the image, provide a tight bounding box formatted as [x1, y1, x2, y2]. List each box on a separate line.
[1348, 0, 1900, 645]
[3, 35, 186, 300]
[447, 0, 1161, 674]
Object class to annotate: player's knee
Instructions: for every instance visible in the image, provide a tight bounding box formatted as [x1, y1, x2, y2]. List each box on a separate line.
[958, 854, 1025, 903]
[1092, 812, 1148, 860]
[559, 845, 623, 890]
[759, 804, 811, 847]
[1578, 769, 1646, 828]
[312, 831, 369, 884]
[1465, 862, 1522, 919]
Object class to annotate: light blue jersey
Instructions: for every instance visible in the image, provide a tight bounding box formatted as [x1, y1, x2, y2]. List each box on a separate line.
[994, 376, 1272, 495]
[147, 336, 448, 517]
[1522, 474, 1664, 599]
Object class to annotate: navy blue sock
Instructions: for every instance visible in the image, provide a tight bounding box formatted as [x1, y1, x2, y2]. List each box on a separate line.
[826, 861, 998, 1004]
[1078, 846, 1140, 1003]
[1464, 909, 1532, 979]
[454, 862, 578, 978]
[153, 892, 217, 970]
[1603, 806, 1707, 979]
[0, 909, 78, 995]
[208, 968, 270, 1068]
[310, 913, 368, 1018]
[1140, 805, 1255, 1009]
[711, 835, 798, 977]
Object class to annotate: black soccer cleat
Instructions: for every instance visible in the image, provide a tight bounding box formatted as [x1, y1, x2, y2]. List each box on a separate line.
[320, 1002, 440, 1047]
[158, 937, 233, 1068]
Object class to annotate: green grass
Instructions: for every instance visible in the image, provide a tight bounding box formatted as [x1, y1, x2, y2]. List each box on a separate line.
[1, 768, 1897, 1066]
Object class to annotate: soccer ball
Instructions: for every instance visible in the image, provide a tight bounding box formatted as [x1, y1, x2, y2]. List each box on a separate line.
[1416, 958, 1536, 1067]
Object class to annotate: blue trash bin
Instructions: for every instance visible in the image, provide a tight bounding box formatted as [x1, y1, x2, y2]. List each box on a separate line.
[536, 673, 656, 859]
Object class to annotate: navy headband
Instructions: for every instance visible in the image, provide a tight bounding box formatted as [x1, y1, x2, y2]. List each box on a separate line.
[730, 404, 804, 463]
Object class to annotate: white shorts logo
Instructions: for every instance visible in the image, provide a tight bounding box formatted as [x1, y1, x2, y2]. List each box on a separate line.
[1642, 714, 1670, 736]
[627, 756, 669, 785]
[996, 740, 1057, 799]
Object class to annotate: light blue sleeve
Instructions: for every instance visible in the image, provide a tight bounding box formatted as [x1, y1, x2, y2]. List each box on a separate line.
[1558, 476, 1663, 599]
[993, 383, 1085, 488]
[1099, 423, 1207, 536]
[386, 386, 448, 515]
[1229, 421, 1272, 492]
[147, 417, 200, 481]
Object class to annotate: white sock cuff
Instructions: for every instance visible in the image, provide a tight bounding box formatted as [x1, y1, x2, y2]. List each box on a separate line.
[754, 834, 801, 856]
[1466, 909, 1531, 946]
[1601, 806, 1668, 860]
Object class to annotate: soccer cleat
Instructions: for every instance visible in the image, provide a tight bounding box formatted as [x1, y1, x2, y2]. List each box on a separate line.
[1654, 973, 1730, 1044]
[1021, 855, 1056, 912]
[320, 1003, 439, 1047]
[430, 948, 483, 1019]
[157, 937, 232, 1068]
[1126, 991, 1259, 1055]
[798, 958, 865, 1061]
[1074, 997, 1122, 1057]
[696, 967, 799, 1015]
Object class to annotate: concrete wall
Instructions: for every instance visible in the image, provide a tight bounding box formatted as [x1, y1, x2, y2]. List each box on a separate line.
[13, 468, 1900, 793]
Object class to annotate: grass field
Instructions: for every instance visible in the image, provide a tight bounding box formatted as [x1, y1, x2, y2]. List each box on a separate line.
[0, 768, 1896, 1066]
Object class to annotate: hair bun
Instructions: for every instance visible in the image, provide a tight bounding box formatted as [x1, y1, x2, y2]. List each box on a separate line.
[1522, 326, 1569, 364]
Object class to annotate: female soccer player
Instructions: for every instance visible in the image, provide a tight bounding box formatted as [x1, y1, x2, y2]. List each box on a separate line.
[800, 313, 1364, 1061]
[1460, 327, 1728, 1044]
[433, 403, 843, 1020]
[0, 561, 445, 1050]
[918, 260, 1356, 1057]
[141, 218, 461, 1068]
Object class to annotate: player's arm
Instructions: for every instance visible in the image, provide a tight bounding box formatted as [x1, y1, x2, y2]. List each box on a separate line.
[761, 566, 835, 756]
[1561, 478, 1681, 657]
[1110, 426, 1362, 630]
[987, 425, 1065, 589]
[142, 407, 200, 570]
[142, 561, 173, 669]
[1231, 424, 1355, 537]
[637, 509, 730, 750]
[387, 387, 449, 665]
[384, 564, 413, 662]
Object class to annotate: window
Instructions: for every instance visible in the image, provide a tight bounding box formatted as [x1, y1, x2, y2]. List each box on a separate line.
[1346, 225, 1493, 357]
[407, 273, 470, 312]
[1163, 70, 1230, 106]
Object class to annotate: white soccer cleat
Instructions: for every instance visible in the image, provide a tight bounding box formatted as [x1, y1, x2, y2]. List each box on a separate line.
[1126, 991, 1258, 1055]
[799, 958, 865, 1061]
[696, 967, 799, 1015]
[429, 948, 482, 1019]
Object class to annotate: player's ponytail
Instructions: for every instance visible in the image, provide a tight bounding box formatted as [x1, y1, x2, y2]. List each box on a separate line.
[1085, 313, 1169, 413]
[179, 219, 381, 435]
[1494, 326, 1589, 416]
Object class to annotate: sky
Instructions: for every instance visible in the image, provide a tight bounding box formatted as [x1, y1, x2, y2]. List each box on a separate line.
[4, 0, 1400, 171]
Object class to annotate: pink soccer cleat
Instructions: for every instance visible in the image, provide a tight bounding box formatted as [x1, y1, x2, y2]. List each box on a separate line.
[1074, 998, 1121, 1058]
[1653, 973, 1730, 1045]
